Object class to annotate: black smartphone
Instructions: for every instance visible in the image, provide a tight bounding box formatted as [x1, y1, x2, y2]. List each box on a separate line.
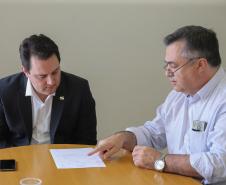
[0, 159, 16, 171]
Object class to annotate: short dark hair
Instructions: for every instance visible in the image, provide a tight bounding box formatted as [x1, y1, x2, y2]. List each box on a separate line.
[164, 25, 221, 67]
[19, 34, 61, 70]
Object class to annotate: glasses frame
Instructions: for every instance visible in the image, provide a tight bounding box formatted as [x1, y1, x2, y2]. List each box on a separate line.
[163, 57, 200, 75]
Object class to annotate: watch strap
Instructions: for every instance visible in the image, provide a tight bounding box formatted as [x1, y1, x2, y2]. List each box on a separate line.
[159, 152, 167, 161]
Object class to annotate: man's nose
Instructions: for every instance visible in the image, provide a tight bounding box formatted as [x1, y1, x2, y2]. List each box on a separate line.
[46, 76, 55, 85]
[165, 69, 174, 78]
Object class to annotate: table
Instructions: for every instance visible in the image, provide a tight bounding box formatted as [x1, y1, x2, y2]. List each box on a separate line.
[0, 144, 201, 185]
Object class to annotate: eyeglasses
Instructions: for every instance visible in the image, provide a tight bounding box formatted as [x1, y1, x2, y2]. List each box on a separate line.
[163, 57, 200, 75]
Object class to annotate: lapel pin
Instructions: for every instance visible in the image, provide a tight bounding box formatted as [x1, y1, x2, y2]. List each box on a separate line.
[59, 96, 64, 100]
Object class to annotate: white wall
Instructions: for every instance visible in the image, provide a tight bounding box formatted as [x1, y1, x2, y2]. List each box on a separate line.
[0, 1, 226, 140]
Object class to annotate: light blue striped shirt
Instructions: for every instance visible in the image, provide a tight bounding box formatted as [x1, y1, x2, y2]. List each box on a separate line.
[126, 67, 226, 185]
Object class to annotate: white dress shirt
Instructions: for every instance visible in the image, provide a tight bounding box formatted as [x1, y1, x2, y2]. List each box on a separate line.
[25, 79, 55, 144]
[126, 67, 226, 185]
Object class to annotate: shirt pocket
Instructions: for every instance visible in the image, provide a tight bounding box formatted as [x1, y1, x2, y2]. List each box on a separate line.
[189, 130, 207, 153]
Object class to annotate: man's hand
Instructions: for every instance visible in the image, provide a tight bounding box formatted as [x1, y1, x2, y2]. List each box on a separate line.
[132, 146, 161, 169]
[88, 131, 136, 159]
[88, 133, 126, 159]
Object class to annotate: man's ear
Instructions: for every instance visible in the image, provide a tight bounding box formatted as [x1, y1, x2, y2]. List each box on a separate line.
[21, 66, 29, 78]
[197, 58, 208, 72]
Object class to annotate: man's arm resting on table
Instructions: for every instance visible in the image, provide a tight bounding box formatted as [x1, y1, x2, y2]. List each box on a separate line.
[164, 154, 202, 179]
[0, 100, 9, 148]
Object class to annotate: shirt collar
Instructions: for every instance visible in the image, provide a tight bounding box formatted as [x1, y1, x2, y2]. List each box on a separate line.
[25, 78, 33, 97]
[195, 66, 225, 100]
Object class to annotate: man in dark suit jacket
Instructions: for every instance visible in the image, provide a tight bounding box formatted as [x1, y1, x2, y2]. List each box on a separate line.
[0, 34, 97, 148]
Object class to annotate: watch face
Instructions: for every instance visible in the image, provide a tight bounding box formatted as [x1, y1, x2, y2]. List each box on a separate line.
[155, 160, 165, 171]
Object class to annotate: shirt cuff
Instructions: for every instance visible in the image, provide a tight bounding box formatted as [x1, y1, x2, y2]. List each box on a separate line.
[190, 153, 213, 184]
[126, 126, 151, 146]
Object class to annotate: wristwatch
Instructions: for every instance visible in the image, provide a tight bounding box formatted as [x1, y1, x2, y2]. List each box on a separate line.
[154, 153, 167, 172]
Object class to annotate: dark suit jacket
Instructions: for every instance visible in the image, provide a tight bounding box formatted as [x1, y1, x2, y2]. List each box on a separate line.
[0, 71, 97, 148]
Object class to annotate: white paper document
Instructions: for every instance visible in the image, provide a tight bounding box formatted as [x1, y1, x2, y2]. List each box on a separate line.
[50, 148, 106, 169]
